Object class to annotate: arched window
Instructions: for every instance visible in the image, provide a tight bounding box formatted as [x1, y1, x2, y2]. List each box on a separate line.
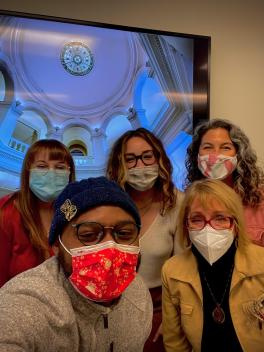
[68, 141, 87, 156]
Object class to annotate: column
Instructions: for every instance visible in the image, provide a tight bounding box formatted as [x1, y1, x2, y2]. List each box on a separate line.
[0, 101, 23, 145]
[127, 108, 141, 129]
[91, 128, 107, 165]
[0, 102, 11, 123]
[135, 108, 148, 129]
[45, 126, 63, 141]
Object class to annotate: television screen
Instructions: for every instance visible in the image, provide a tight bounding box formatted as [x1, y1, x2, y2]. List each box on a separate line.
[0, 11, 210, 196]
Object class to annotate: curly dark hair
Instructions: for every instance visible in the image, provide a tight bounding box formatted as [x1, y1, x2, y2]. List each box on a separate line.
[185, 119, 264, 206]
[106, 127, 177, 214]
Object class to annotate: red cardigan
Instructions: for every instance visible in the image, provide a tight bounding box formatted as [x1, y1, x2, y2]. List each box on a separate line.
[0, 194, 47, 287]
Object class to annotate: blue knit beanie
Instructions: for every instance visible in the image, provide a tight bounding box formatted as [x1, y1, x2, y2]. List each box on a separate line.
[49, 176, 141, 245]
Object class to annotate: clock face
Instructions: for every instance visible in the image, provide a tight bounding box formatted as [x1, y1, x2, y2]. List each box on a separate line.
[60, 42, 94, 76]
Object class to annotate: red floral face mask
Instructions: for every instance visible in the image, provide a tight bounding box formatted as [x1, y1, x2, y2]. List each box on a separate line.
[59, 238, 140, 302]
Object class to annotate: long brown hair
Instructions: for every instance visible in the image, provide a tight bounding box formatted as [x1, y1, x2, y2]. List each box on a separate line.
[106, 128, 177, 214]
[2, 139, 75, 259]
[185, 119, 264, 206]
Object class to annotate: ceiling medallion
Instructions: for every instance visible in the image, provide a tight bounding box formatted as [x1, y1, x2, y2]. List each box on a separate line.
[60, 41, 94, 76]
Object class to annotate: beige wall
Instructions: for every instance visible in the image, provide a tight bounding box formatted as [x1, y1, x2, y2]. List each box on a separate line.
[1, 0, 264, 163]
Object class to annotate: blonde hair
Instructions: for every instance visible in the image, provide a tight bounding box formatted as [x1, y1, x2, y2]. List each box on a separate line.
[178, 179, 249, 250]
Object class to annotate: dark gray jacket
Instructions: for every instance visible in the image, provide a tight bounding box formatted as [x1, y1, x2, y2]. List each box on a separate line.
[0, 257, 152, 352]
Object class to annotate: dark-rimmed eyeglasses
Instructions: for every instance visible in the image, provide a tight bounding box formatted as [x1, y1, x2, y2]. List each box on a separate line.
[71, 221, 140, 246]
[186, 215, 234, 231]
[125, 150, 156, 169]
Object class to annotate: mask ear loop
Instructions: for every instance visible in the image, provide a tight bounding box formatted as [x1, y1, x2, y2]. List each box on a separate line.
[58, 235, 72, 255]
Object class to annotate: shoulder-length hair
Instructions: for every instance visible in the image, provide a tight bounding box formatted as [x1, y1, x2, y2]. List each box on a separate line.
[185, 118, 264, 206]
[106, 127, 177, 214]
[178, 179, 249, 251]
[2, 139, 75, 259]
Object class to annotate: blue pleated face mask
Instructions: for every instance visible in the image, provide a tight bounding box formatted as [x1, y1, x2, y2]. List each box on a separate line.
[29, 169, 70, 202]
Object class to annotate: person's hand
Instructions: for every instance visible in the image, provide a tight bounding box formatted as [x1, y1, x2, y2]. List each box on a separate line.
[153, 323, 162, 342]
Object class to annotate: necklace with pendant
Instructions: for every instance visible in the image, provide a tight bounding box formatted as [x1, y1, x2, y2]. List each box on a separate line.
[202, 264, 234, 324]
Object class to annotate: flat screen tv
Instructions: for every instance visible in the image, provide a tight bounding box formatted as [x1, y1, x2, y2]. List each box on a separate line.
[0, 10, 210, 196]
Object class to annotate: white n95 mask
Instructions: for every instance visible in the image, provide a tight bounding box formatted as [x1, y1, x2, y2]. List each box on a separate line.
[189, 225, 234, 265]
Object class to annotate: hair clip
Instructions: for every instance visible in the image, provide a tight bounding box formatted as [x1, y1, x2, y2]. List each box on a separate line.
[60, 199, 77, 221]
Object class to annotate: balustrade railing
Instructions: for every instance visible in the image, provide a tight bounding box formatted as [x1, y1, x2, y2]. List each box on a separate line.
[8, 137, 29, 153]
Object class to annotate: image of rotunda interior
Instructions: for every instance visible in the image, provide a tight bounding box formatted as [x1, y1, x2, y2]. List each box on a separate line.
[0, 14, 194, 197]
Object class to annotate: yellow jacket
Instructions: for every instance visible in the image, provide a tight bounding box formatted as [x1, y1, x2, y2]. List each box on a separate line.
[162, 243, 264, 352]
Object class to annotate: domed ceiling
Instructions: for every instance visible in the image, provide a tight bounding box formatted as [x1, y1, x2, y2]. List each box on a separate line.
[3, 17, 146, 126]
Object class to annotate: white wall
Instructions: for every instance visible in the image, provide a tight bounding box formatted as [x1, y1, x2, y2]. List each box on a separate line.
[1, 0, 264, 163]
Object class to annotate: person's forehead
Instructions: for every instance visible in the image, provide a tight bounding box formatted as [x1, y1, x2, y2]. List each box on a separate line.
[73, 205, 134, 224]
[125, 136, 152, 153]
[189, 195, 227, 213]
[201, 128, 232, 144]
[33, 149, 66, 162]
[32, 149, 50, 161]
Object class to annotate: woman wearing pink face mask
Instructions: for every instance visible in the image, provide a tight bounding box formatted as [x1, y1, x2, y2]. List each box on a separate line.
[185, 119, 264, 246]
[106, 128, 184, 352]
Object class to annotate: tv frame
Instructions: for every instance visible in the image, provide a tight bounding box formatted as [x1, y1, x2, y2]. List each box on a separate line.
[0, 9, 210, 192]
[0, 9, 210, 125]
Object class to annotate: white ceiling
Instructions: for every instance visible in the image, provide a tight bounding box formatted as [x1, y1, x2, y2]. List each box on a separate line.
[3, 16, 146, 126]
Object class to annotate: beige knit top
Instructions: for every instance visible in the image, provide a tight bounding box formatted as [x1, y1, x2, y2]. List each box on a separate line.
[138, 191, 184, 288]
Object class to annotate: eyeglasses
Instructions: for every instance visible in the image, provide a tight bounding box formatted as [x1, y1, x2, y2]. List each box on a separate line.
[125, 150, 156, 169]
[186, 215, 234, 231]
[71, 221, 140, 246]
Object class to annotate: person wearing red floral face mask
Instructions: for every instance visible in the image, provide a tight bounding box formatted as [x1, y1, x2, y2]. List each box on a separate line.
[0, 177, 152, 352]
[185, 118, 264, 247]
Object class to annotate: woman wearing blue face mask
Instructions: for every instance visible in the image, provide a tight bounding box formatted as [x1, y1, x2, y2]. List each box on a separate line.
[0, 139, 75, 287]
[185, 119, 264, 247]
[162, 179, 264, 352]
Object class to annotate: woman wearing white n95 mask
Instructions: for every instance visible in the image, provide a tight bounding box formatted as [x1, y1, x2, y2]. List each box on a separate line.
[162, 179, 264, 352]
[185, 118, 264, 247]
[106, 127, 184, 352]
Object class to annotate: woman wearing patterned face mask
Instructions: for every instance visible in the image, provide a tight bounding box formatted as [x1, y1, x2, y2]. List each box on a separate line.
[106, 127, 184, 352]
[185, 118, 264, 246]
[162, 179, 264, 352]
[0, 139, 75, 287]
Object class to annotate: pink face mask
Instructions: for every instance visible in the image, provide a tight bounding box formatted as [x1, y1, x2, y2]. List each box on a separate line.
[198, 154, 237, 180]
[59, 239, 140, 302]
